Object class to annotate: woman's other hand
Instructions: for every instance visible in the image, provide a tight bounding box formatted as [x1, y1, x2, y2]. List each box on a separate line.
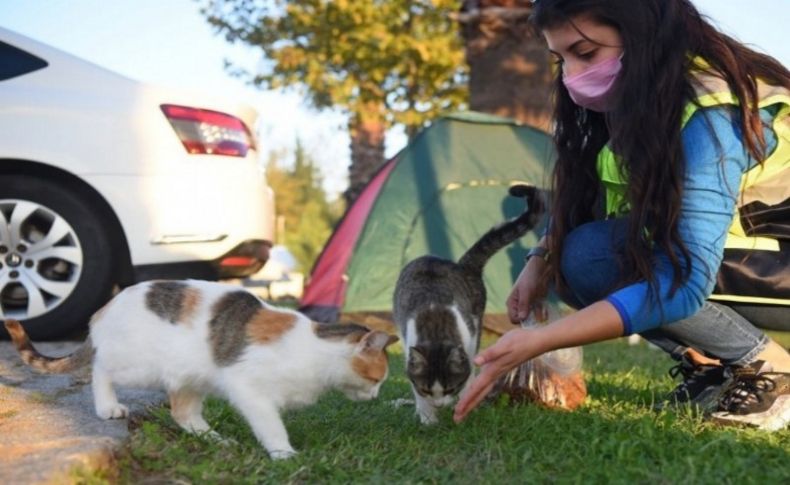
[507, 256, 549, 323]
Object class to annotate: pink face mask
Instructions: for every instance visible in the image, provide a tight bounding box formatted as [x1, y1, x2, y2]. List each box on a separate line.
[562, 55, 622, 112]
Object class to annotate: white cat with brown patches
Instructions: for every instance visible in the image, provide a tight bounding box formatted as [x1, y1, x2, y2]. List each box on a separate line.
[3, 279, 398, 459]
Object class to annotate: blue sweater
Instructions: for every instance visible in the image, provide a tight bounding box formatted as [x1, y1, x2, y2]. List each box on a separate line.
[606, 107, 777, 335]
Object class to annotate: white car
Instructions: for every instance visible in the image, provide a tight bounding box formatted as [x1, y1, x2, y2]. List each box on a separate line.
[0, 27, 275, 339]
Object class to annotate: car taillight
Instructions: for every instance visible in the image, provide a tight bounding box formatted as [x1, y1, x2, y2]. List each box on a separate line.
[160, 104, 255, 157]
[219, 256, 256, 267]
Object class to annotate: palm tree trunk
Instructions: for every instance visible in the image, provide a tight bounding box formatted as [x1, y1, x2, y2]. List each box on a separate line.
[459, 1, 553, 131]
[344, 103, 386, 205]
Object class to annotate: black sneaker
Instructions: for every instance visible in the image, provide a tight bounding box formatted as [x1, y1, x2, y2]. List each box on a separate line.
[656, 355, 728, 412]
[710, 361, 790, 431]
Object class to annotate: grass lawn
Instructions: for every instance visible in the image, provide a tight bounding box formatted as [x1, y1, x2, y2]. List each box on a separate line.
[119, 331, 790, 484]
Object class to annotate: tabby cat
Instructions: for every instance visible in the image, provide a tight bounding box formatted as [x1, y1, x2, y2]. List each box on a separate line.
[4, 280, 398, 459]
[392, 185, 544, 424]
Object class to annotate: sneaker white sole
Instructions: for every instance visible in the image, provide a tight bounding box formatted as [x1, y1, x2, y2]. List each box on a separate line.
[710, 395, 790, 431]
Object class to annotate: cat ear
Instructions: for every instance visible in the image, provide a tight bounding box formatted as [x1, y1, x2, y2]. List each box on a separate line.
[408, 347, 428, 374]
[360, 331, 399, 352]
[384, 334, 399, 348]
[410, 346, 427, 360]
[447, 346, 469, 374]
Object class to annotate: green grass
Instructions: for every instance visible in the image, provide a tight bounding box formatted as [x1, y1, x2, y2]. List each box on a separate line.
[120, 336, 790, 484]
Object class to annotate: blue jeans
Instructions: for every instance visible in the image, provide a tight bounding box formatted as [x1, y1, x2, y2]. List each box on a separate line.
[559, 219, 768, 365]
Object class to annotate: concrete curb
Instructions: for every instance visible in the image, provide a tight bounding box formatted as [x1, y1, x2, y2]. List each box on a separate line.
[0, 341, 165, 484]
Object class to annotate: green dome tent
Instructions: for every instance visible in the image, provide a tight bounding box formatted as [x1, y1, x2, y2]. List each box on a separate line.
[300, 111, 555, 326]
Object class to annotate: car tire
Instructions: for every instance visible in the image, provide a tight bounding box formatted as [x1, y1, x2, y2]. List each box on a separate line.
[0, 175, 116, 340]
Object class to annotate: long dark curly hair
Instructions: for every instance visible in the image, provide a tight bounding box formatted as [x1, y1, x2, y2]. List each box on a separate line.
[531, 0, 790, 302]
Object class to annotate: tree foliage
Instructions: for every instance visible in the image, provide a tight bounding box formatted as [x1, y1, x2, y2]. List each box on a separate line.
[264, 141, 341, 272]
[201, 0, 468, 135]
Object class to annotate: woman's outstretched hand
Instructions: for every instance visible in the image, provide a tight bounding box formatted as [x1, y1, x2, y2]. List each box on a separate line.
[453, 327, 541, 423]
[507, 257, 549, 324]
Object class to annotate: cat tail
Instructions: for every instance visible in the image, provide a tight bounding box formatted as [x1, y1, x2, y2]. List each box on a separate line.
[3, 319, 94, 373]
[457, 185, 545, 275]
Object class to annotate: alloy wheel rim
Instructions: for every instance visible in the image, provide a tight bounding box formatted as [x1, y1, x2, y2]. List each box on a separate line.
[0, 199, 83, 320]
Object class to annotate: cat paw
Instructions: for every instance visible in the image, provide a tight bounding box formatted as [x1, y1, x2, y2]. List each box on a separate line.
[418, 411, 439, 425]
[269, 448, 298, 460]
[96, 403, 129, 420]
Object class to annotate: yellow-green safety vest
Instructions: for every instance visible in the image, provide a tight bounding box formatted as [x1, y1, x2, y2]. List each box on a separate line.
[596, 69, 790, 307]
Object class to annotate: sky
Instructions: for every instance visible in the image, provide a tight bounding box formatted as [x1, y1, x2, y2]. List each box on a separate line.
[0, 0, 788, 198]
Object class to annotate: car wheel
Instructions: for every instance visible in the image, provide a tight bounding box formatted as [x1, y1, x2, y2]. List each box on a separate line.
[0, 175, 116, 340]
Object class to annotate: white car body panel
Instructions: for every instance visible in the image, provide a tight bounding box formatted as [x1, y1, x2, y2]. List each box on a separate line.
[0, 26, 275, 266]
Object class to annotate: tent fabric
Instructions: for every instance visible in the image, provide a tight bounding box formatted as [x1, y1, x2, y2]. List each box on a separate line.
[299, 158, 398, 323]
[300, 111, 555, 322]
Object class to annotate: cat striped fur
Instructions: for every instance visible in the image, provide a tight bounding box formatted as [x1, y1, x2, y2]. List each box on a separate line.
[393, 185, 545, 424]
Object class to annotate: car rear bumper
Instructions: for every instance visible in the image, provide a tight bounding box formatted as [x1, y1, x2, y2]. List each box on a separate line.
[84, 162, 276, 266]
[132, 239, 272, 282]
